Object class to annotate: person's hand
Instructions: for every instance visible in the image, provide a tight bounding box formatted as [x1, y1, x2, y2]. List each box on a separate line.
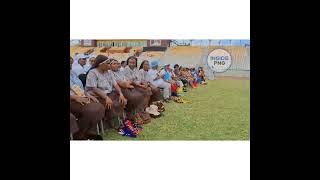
[119, 94, 127, 106]
[74, 96, 90, 105]
[127, 85, 134, 89]
[126, 81, 134, 89]
[86, 94, 99, 103]
[139, 83, 148, 89]
[105, 96, 113, 110]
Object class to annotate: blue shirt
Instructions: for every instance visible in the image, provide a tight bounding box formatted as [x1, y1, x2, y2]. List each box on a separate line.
[164, 71, 172, 81]
[70, 70, 84, 95]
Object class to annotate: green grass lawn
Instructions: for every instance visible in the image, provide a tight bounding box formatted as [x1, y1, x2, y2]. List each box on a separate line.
[103, 78, 250, 140]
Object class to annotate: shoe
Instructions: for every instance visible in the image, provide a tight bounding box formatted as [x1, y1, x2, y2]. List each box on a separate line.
[171, 92, 178, 97]
[73, 132, 88, 140]
[123, 127, 137, 138]
[183, 87, 187, 92]
[150, 113, 161, 118]
[153, 101, 165, 112]
[174, 97, 182, 103]
[137, 120, 144, 125]
[133, 114, 144, 125]
[118, 128, 125, 135]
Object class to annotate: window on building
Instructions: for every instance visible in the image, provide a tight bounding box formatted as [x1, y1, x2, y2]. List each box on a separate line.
[150, 40, 161, 46]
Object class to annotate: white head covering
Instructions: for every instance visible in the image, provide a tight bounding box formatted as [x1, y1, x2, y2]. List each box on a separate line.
[89, 54, 96, 59]
[72, 54, 86, 69]
[86, 54, 96, 63]
[84, 54, 96, 70]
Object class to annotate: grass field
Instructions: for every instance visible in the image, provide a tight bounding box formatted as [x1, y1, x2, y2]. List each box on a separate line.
[103, 78, 250, 140]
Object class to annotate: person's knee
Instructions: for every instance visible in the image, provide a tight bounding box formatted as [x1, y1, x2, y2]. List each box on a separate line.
[152, 87, 160, 93]
[83, 103, 105, 118]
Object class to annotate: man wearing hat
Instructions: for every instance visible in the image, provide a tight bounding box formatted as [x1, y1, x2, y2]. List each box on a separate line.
[148, 60, 171, 102]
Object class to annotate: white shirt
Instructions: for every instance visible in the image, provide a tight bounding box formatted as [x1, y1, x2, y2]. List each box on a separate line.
[148, 69, 159, 82]
[148, 69, 166, 86]
[159, 69, 166, 76]
[72, 64, 86, 76]
[84, 64, 91, 72]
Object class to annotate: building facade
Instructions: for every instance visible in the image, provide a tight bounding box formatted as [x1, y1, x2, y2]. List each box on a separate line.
[78, 39, 171, 47]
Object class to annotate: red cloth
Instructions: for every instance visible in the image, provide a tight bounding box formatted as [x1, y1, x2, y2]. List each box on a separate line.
[171, 84, 177, 92]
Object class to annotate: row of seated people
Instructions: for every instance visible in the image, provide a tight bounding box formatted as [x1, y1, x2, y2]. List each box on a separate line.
[70, 54, 206, 140]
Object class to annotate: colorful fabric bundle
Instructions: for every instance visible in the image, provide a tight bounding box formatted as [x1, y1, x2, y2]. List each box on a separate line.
[118, 120, 144, 138]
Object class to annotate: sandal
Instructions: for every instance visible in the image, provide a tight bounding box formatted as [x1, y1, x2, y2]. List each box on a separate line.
[140, 112, 152, 124]
[153, 101, 165, 112]
[134, 114, 144, 125]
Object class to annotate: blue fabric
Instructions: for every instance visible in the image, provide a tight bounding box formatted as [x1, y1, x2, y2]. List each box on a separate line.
[70, 70, 84, 90]
[192, 71, 201, 83]
[164, 71, 172, 81]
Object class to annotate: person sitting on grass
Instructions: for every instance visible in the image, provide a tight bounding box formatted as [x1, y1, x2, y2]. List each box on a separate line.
[180, 67, 196, 88]
[198, 67, 207, 84]
[85, 55, 127, 129]
[174, 64, 188, 87]
[139, 60, 162, 104]
[171, 64, 184, 89]
[123, 56, 153, 109]
[72, 54, 89, 76]
[147, 60, 171, 103]
[191, 68, 202, 84]
[122, 56, 153, 123]
[70, 56, 105, 140]
[109, 58, 145, 116]
[160, 64, 178, 96]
